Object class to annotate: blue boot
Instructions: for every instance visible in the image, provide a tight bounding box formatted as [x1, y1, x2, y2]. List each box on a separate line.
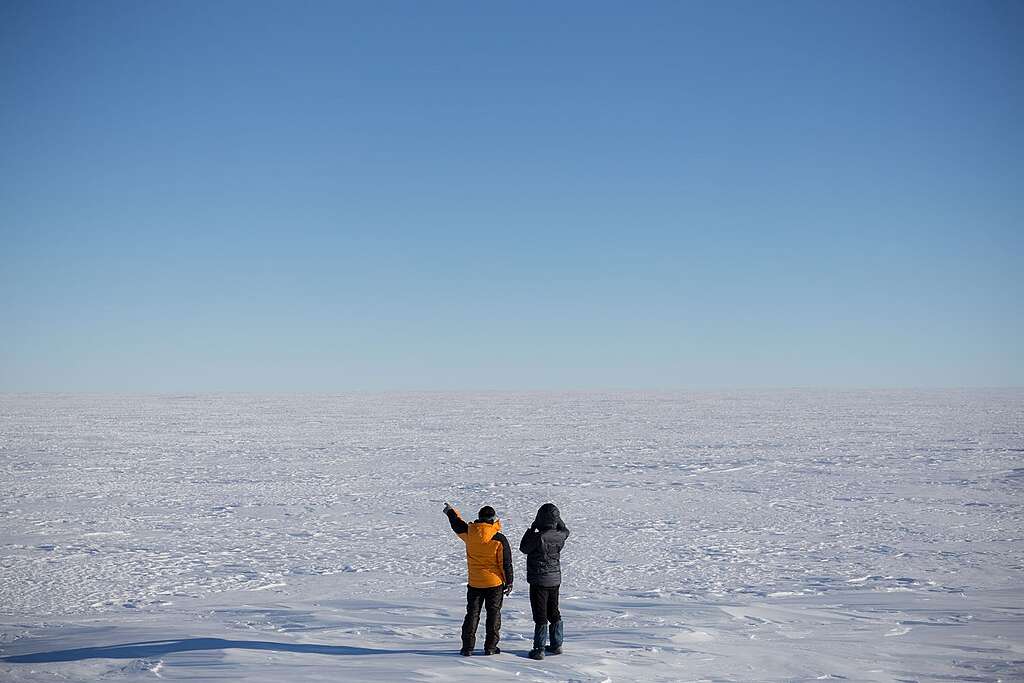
[546, 620, 563, 654]
[528, 623, 546, 660]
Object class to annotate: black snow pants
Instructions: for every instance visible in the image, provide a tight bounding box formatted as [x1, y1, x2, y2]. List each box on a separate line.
[529, 584, 561, 624]
[462, 585, 504, 650]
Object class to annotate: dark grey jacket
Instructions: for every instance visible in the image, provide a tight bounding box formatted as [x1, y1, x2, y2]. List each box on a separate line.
[519, 503, 570, 587]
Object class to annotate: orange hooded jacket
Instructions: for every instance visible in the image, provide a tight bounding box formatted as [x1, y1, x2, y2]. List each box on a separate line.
[445, 507, 514, 589]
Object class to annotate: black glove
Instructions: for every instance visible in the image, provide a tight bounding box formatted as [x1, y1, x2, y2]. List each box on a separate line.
[503, 583, 513, 596]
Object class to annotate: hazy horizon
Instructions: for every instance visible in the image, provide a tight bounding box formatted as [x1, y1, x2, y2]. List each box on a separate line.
[2, 386, 1022, 395]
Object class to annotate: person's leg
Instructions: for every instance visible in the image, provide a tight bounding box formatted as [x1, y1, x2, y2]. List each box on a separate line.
[547, 584, 560, 624]
[546, 585, 563, 653]
[483, 586, 504, 653]
[529, 585, 549, 625]
[461, 587, 484, 654]
[529, 585, 548, 659]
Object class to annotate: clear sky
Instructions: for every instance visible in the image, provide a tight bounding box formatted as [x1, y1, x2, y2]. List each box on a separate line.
[1, 1, 1021, 391]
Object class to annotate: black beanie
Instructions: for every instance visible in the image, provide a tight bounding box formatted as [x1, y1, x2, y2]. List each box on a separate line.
[477, 506, 496, 522]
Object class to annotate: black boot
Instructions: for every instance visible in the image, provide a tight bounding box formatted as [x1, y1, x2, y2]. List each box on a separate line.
[545, 620, 563, 654]
[528, 623, 546, 660]
[460, 627, 474, 657]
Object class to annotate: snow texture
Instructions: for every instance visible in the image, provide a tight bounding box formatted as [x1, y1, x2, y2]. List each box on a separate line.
[1, 390, 1022, 681]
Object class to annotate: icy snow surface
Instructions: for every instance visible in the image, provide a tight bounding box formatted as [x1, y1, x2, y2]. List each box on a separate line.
[1, 390, 1022, 681]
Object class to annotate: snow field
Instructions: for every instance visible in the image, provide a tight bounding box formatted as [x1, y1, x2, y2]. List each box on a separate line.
[1, 390, 1022, 681]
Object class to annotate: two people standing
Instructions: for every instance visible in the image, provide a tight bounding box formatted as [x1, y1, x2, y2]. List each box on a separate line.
[444, 502, 570, 659]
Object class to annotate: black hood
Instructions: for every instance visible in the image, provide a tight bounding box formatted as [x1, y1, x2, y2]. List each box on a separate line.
[533, 503, 561, 530]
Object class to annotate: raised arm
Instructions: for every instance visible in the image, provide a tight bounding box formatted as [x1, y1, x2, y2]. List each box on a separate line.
[519, 526, 540, 554]
[444, 504, 468, 535]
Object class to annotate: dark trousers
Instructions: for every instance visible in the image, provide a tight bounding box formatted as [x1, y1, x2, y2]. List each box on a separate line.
[462, 585, 504, 650]
[529, 584, 561, 624]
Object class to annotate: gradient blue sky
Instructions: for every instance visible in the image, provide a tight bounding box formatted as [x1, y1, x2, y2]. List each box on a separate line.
[2, 1, 1021, 391]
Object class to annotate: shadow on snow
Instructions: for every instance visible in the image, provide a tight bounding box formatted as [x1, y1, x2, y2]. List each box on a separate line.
[1, 638, 456, 663]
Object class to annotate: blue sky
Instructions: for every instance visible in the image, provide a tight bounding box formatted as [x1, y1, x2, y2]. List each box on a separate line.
[1, 1, 1021, 390]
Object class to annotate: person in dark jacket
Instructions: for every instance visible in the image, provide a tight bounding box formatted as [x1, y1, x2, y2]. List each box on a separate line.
[444, 503, 514, 656]
[519, 502, 569, 660]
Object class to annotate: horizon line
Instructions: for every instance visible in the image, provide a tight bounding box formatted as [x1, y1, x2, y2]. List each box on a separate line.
[1, 386, 1022, 396]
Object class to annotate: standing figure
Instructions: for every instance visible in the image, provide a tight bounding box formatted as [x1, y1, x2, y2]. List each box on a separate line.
[443, 503, 514, 656]
[519, 502, 570, 660]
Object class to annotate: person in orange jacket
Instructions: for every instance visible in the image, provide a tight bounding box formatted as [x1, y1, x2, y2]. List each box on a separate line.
[444, 502, 514, 656]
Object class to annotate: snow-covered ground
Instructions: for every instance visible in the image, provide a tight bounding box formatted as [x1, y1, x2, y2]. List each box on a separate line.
[1, 390, 1021, 682]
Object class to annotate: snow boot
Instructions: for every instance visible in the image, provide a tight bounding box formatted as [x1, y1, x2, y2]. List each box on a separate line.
[484, 647, 500, 655]
[528, 623, 546, 660]
[545, 620, 563, 654]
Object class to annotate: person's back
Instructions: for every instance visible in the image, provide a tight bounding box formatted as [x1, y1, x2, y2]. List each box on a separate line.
[519, 503, 569, 660]
[461, 519, 507, 589]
